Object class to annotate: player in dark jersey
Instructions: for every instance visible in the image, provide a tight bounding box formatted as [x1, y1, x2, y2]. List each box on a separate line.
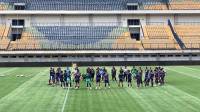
[60, 71, 64, 88]
[56, 67, 61, 85]
[111, 66, 117, 81]
[155, 69, 159, 86]
[74, 71, 81, 89]
[86, 67, 91, 75]
[144, 69, 150, 87]
[149, 70, 154, 87]
[119, 67, 124, 75]
[90, 67, 95, 81]
[49, 67, 55, 85]
[127, 70, 132, 87]
[99, 67, 105, 81]
[135, 72, 141, 88]
[118, 70, 124, 87]
[123, 66, 128, 82]
[96, 70, 101, 89]
[104, 71, 110, 89]
[160, 68, 166, 86]
[138, 67, 143, 87]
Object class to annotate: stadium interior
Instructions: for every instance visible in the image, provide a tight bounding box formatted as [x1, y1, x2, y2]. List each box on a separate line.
[0, 0, 200, 66]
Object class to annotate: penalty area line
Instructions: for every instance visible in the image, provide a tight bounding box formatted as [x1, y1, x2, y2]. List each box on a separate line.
[61, 87, 70, 112]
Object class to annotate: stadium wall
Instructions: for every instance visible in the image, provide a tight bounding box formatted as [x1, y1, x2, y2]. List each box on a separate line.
[0, 50, 199, 67]
[1, 14, 200, 27]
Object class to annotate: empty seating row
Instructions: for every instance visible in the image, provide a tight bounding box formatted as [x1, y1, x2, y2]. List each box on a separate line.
[143, 25, 174, 39]
[0, 25, 10, 50]
[142, 0, 168, 10]
[174, 25, 200, 49]
[11, 25, 141, 50]
[169, 0, 200, 10]
[142, 25, 179, 49]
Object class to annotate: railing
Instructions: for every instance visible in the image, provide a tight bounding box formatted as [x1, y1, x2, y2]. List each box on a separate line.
[142, 43, 178, 49]
[31, 22, 123, 27]
[0, 41, 200, 51]
[184, 43, 200, 49]
[21, 36, 128, 39]
[146, 22, 166, 25]
[10, 43, 140, 51]
[175, 22, 200, 25]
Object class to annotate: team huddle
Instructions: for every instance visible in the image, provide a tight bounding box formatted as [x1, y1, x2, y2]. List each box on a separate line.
[48, 66, 166, 89]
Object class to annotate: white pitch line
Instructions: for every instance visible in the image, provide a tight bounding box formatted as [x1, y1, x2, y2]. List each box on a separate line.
[61, 87, 70, 112]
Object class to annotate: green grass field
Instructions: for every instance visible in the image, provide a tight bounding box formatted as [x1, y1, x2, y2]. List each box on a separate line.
[0, 66, 200, 112]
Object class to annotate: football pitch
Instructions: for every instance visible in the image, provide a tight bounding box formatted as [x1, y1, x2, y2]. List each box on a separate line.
[0, 66, 200, 112]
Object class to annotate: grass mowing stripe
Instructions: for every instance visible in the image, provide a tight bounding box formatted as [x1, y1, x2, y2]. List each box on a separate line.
[166, 67, 200, 79]
[0, 69, 49, 112]
[182, 66, 200, 72]
[164, 85, 200, 112]
[126, 85, 200, 112]
[125, 88, 159, 112]
[0, 68, 44, 99]
[61, 87, 70, 112]
[167, 69, 200, 99]
[0, 68, 19, 76]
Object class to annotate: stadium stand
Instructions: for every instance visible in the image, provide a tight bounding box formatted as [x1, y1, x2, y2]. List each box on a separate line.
[142, 0, 168, 10]
[1, 0, 200, 10]
[0, 2, 10, 10]
[169, 0, 200, 10]
[0, 24, 10, 50]
[142, 25, 179, 49]
[10, 25, 142, 50]
[112, 31, 142, 50]
[174, 24, 200, 49]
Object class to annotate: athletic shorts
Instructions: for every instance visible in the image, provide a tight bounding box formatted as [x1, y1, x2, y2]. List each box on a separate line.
[86, 79, 91, 83]
[104, 80, 109, 83]
[128, 79, 132, 83]
[66, 78, 71, 83]
[75, 80, 80, 83]
[60, 79, 64, 82]
[50, 76, 53, 80]
[96, 79, 100, 83]
[119, 79, 123, 82]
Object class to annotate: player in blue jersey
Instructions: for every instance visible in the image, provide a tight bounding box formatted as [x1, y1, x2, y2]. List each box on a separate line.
[64, 67, 72, 88]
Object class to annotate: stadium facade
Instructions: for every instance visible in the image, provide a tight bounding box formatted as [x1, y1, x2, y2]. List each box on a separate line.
[0, 0, 200, 66]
